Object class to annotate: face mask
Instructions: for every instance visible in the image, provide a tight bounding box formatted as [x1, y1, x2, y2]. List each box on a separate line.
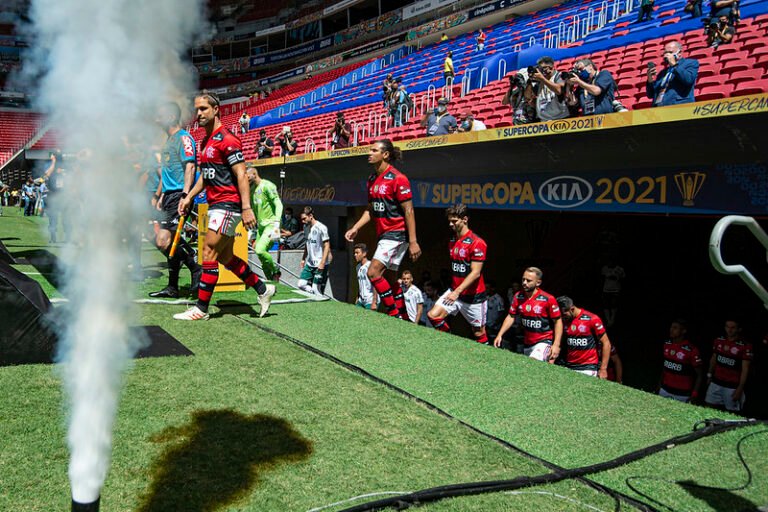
[437, 105, 447, 114]
[461, 121, 471, 130]
[578, 69, 591, 81]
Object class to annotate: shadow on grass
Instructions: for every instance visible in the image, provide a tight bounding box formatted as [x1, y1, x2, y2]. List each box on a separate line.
[678, 480, 758, 512]
[210, 299, 266, 319]
[137, 409, 313, 512]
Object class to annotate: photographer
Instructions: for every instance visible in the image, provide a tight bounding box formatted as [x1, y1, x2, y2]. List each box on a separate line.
[277, 126, 297, 156]
[382, 73, 395, 107]
[327, 112, 351, 150]
[646, 41, 699, 106]
[457, 113, 486, 132]
[529, 57, 570, 122]
[420, 96, 458, 136]
[238, 111, 250, 134]
[501, 70, 537, 124]
[563, 59, 617, 116]
[707, 15, 736, 47]
[256, 129, 274, 159]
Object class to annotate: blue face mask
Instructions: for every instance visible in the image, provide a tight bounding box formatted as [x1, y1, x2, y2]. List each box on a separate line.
[578, 69, 591, 81]
[437, 105, 447, 114]
[461, 121, 470, 130]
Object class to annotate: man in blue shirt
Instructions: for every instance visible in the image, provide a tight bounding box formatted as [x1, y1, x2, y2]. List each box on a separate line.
[646, 41, 699, 107]
[419, 97, 457, 136]
[149, 102, 202, 298]
[565, 58, 617, 116]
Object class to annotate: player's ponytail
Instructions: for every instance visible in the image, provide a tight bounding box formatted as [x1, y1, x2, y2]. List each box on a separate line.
[376, 139, 402, 162]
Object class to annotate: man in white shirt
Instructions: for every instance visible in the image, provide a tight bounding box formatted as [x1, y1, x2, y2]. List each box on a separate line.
[299, 206, 331, 295]
[353, 243, 377, 309]
[400, 270, 423, 323]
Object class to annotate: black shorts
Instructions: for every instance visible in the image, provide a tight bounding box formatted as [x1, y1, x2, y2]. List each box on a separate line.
[158, 190, 184, 230]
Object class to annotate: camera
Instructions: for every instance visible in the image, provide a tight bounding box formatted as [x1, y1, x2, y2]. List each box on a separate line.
[560, 70, 575, 80]
[527, 65, 538, 76]
[509, 73, 527, 90]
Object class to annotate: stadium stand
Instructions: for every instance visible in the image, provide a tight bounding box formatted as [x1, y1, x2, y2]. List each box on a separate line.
[0, 110, 44, 166]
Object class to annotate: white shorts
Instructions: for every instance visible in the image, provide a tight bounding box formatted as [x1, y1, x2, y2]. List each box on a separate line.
[373, 238, 408, 271]
[524, 342, 551, 362]
[659, 388, 690, 402]
[207, 208, 241, 237]
[436, 290, 487, 328]
[705, 382, 745, 411]
[574, 369, 598, 377]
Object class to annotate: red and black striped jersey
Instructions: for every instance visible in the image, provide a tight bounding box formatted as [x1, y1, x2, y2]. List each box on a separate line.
[200, 126, 244, 210]
[448, 230, 487, 303]
[661, 340, 702, 396]
[563, 309, 605, 371]
[509, 289, 561, 346]
[712, 337, 753, 388]
[367, 165, 412, 241]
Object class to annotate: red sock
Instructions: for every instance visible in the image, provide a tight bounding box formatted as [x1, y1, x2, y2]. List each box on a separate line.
[196, 261, 219, 312]
[475, 331, 488, 344]
[391, 282, 408, 320]
[371, 276, 399, 317]
[225, 256, 267, 295]
[428, 314, 451, 332]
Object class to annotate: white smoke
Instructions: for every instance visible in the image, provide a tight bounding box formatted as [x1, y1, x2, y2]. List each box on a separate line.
[25, 0, 208, 503]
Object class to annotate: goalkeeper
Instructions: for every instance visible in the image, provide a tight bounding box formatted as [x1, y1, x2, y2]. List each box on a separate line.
[247, 166, 283, 281]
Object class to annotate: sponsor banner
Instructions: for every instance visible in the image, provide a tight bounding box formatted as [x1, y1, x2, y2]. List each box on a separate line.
[258, 66, 307, 86]
[468, 0, 529, 20]
[341, 34, 408, 61]
[250, 36, 332, 65]
[324, 0, 365, 15]
[254, 24, 286, 38]
[403, 0, 458, 20]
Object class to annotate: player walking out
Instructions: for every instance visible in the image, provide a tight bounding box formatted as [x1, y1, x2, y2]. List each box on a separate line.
[299, 207, 332, 295]
[494, 267, 563, 362]
[427, 204, 489, 343]
[344, 139, 421, 319]
[704, 319, 752, 411]
[658, 319, 703, 403]
[557, 296, 612, 378]
[246, 165, 282, 281]
[149, 102, 202, 298]
[353, 243, 376, 309]
[175, 91, 274, 320]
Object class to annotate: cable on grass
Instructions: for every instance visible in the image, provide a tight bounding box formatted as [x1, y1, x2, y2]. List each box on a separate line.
[505, 490, 612, 512]
[307, 492, 414, 512]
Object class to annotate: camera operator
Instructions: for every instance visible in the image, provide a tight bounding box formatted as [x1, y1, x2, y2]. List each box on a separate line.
[563, 59, 617, 116]
[327, 112, 352, 150]
[420, 96, 458, 136]
[646, 41, 699, 107]
[382, 73, 395, 107]
[276, 126, 297, 156]
[707, 15, 736, 47]
[256, 129, 274, 159]
[501, 70, 537, 124]
[529, 57, 570, 122]
[238, 111, 250, 134]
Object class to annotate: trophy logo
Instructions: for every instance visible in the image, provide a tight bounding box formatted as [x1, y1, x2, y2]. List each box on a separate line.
[673, 172, 706, 206]
[417, 182, 431, 204]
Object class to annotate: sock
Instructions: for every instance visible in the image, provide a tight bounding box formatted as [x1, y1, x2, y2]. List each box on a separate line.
[391, 282, 408, 320]
[167, 254, 181, 289]
[225, 256, 267, 295]
[298, 279, 314, 294]
[177, 240, 200, 272]
[475, 331, 488, 344]
[429, 314, 451, 332]
[371, 276, 399, 317]
[196, 261, 219, 312]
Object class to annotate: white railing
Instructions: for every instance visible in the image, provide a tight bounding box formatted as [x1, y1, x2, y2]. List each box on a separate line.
[380, 58, 386, 69]
[376, 112, 388, 137]
[444, 76, 454, 100]
[497, 60, 508, 81]
[558, 21, 567, 44]
[311, 91, 317, 103]
[300, 97, 306, 108]
[279, 107, 284, 117]
[408, 93, 417, 117]
[600, 1, 609, 25]
[528, 36, 536, 47]
[304, 137, 316, 153]
[321, 86, 327, 99]
[397, 104, 410, 126]
[460, 71, 474, 97]
[342, 77, 348, 88]
[479, 67, 489, 89]
[709, 216, 768, 309]
[331, 83, 338, 94]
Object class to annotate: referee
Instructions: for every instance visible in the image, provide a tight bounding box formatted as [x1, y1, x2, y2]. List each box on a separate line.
[149, 102, 201, 298]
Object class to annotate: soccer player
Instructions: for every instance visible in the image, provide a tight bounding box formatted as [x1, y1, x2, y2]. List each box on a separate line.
[704, 319, 753, 412]
[246, 165, 282, 281]
[493, 267, 563, 362]
[658, 319, 703, 403]
[299, 206, 331, 295]
[557, 296, 612, 378]
[149, 102, 202, 299]
[400, 270, 423, 323]
[175, 91, 274, 320]
[353, 243, 376, 309]
[427, 204, 489, 343]
[344, 139, 421, 319]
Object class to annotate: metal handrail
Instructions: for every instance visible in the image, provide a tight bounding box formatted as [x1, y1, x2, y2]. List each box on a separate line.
[497, 59, 508, 81]
[304, 137, 316, 153]
[709, 216, 768, 308]
[479, 67, 489, 89]
[376, 112, 388, 136]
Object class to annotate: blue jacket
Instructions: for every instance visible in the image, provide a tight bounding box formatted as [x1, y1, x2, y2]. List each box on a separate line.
[646, 58, 699, 106]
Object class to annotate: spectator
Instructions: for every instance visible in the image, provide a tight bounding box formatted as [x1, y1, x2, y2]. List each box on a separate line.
[704, 318, 752, 412]
[420, 97, 458, 136]
[647, 41, 699, 106]
[392, 80, 411, 128]
[637, 0, 654, 22]
[501, 70, 537, 124]
[709, 0, 739, 22]
[256, 129, 275, 159]
[238, 111, 250, 134]
[401, 270, 424, 323]
[444, 51, 454, 85]
[557, 296, 613, 379]
[280, 206, 300, 238]
[658, 319, 703, 403]
[684, 0, 703, 18]
[420, 280, 439, 327]
[0, 179, 7, 216]
[564, 58, 617, 116]
[22, 177, 35, 216]
[530, 57, 570, 122]
[706, 15, 736, 48]
[382, 73, 395, 107]
[485, 280, 505, 340]
[441, 33, 448, 41]
[277, 126, 297, 156]
[328, 112, 351, 150]
[457, 113, 487, 132]
[476, 29, 486, 52]
[354, 243, 376, 309]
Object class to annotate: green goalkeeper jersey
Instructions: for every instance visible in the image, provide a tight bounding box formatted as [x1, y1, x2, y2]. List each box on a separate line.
[251, 178, 283, 228]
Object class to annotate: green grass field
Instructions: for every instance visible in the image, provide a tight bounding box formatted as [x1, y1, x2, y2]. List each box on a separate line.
[1, 207, 766, 512]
